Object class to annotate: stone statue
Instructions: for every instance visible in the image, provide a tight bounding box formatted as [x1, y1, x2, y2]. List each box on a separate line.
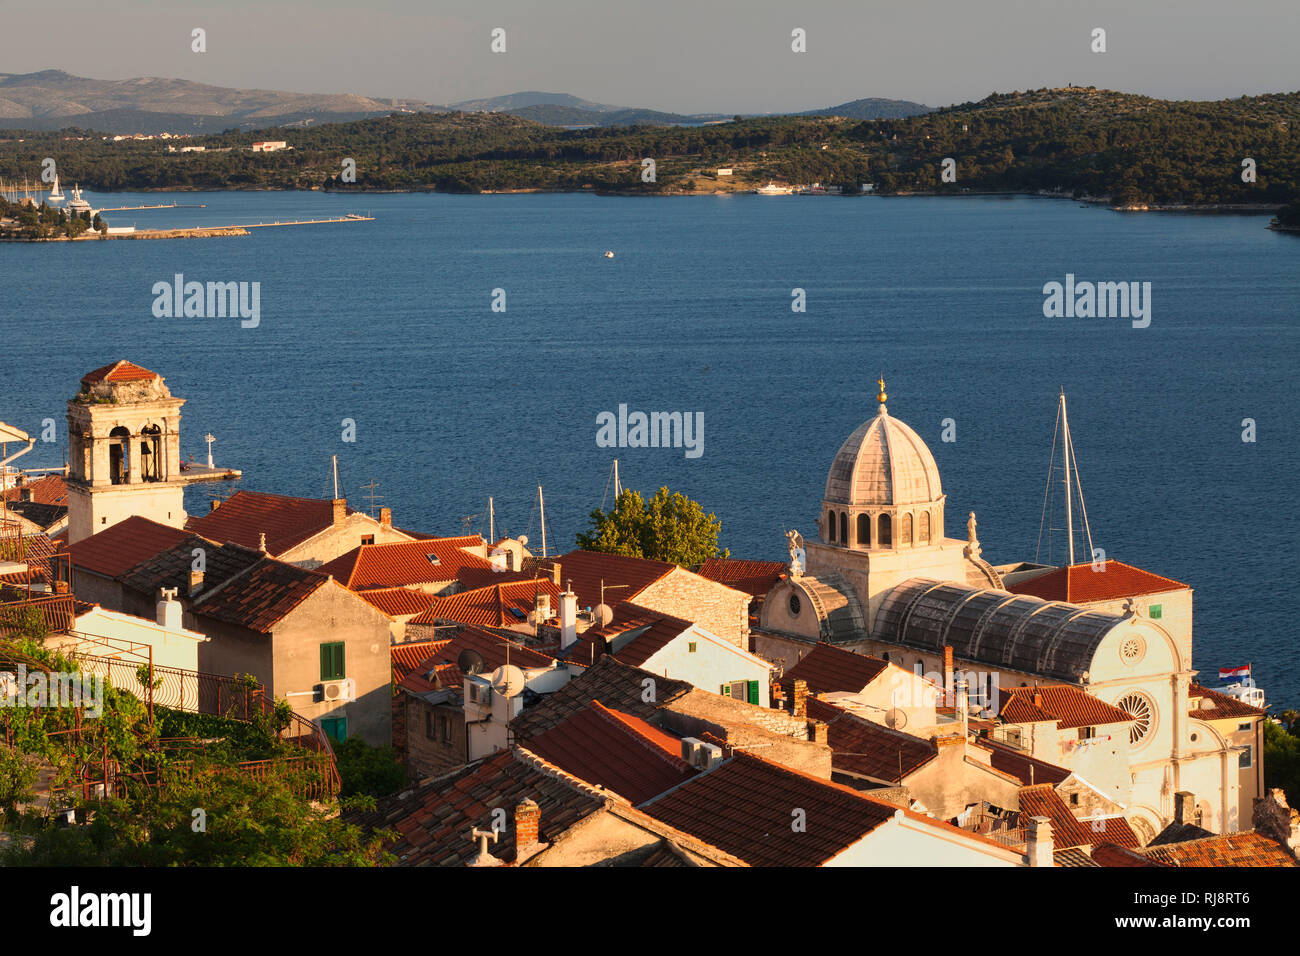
[786, 529, 806, 577]
[964, 511, 981, 559]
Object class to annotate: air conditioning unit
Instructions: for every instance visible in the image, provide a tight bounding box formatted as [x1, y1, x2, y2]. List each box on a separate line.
[317, 678, 355, 703]
[696, 742, 724, 770]
[680, 736, 704, 765]
[468, 680, 493, 706]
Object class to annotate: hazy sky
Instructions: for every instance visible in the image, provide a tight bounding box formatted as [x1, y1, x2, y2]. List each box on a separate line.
[8, 0, 1298, 111]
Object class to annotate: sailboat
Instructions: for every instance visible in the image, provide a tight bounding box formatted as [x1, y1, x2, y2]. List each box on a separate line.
[47, 174, 65, 203]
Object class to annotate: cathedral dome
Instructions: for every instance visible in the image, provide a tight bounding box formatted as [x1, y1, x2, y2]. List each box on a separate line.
[819, 380, 946, 551]
[824, 409, 941, 507]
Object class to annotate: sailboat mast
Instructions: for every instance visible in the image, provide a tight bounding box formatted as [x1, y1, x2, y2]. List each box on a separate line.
[613, 459, 622, 498]
[332, 454, 339, 499]
[538, 485, 547, 558]
[488, 496, 495, 543]
[1061, 391, 1075, 566]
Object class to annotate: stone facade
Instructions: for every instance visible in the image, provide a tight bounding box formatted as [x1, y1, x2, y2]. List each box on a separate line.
[636, 567, 750, 648]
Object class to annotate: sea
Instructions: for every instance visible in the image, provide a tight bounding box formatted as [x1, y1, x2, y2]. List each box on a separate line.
[2, 191, 1297, 706]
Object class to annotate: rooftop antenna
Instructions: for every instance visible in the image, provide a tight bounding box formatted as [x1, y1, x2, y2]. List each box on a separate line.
[361, 478, 382, 518]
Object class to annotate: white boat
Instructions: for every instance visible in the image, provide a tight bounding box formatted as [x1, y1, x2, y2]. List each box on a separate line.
[755, 182, 793, 196]
[603, 250, 614, 258]
[1218, 679, 1265, 709]
[47, 174, 65, 203]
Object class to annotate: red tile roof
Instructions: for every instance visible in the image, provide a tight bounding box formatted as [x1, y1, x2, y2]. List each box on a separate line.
[80, 360, 158, 385]
[1087, 816, 1142, 849]
[511, 655, 696, 742]
[348, 749, 605, 866]
[999, 685, 1134, 730]
[191, 558, 328, 633]
[641, 751, 1008, 866]
[524, 701, 698, 804]
[1188, 683, 1267, 720]
[355, 586, 439, 618]
[1, 474, 68, 505]
[1139, 831, 1297, 867]
[391, 640, 447, 684]
[1091, 844, 1168, 867]
[1017, 784, 1097, 850]
[805, 696, 936, 782]
[695, 558, 786, 598]
[1006, 561, 1187, 604]
[554, 549, 675, 610]
[185, 490, 357, 555]
[69, 516, 194, 579]
[780, 643, 890, 695]
[568, 602, 694, 668]
[409, 579, 560, 629]
[399, 624, 558, 694]
[971, 737, 1070, 786]
[318, 536, 492, 590]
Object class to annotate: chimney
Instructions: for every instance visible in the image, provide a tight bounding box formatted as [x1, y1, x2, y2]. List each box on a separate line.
[467, 826, 501, 867]
[956, 676, 969, 742]
[189, 569, 204, 596]
[1032, 690, 1043, 708]
[156, 586, 182, 630]
[807, 719, 828, 744]
[258, 531, 267, 553]
[559, 587, 578, 649]
[515, 798, 540, 855]
[943, 646, 954, 707]
[550, 562, 561, 587]
[792, 679, 808, 718]
[380, 507, 392, 529]
[1174, 791, 1197, 826]
[209, 499, 221, 512]
[1026, 816, 1054, 867]
[332, 497, 346, 528]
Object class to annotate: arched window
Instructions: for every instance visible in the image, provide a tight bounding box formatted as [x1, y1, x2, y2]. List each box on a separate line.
[140, 425, 162, 482]
[878, 513, 892, 547]
[901, 513, 914, 546]
[840, 512, 848, 545]
[828, 509, 836, 542]
[857, 513, 871, 548]
[109, 426, 130, 485]
[919, 511, 931, 543]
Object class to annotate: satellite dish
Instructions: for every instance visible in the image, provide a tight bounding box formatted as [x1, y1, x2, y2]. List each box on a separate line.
[517, 535, 528, 547]
[491, 664, 527, 695]
[594, 603, 614, 627]
[457, 648, 487, 677]
[884, 708, 908, 730]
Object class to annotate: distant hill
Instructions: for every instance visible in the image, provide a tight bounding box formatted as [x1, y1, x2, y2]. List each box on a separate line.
[0, 69, 438, 133]
[506, 104, 730, 127]
[450, 91, 613, 113]
[799, 97, 932, 120]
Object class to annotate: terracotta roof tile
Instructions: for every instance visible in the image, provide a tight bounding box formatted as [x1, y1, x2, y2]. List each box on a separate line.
[565, 602, 694, 668]
[971, 737, 1070, 786]
[80, 360, 158, 385]
[318, 536, 492, 590]
[348, 749, 605, 866]
[69, 516, 194, 579]
[511, 656, 695, 742]
[118, 538, 261, 598]
[1006, 561, 1187, 604]
[805, 696, 936, 782]
[1188, 683, 1267, 720]
[1139, 831, 1297, 867]
[524, 700, 697, 804]
[695, 558, 787, 597]
[185, 490, 358, 555]
[355, 586, 439, 618]
[1, 474, 69, 506]
[999, 684, 1133, 730]
[1092, 844, 1168, 867]
[1018, 784, 1096, 850]
[780, 643, 890, 696]
[553, 549, 675, 610]
[640, 751, 900, 866]
[191, 557, 328, 633]
[391, 640, 447, 684]
[409, 579, 560, 629]
[398, 625, 556, 695]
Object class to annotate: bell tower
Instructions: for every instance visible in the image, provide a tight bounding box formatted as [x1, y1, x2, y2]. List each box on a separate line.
[66, 361, 187, 543]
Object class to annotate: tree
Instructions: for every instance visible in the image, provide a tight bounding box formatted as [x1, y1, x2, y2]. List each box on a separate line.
[576, 487, 729, 566]
[334, 738, 406, 798]
[1264, 720, 1300, 808]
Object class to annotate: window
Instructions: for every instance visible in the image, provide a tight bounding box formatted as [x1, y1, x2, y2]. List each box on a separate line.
[728, 681, 747, 700]
[321, 716, 347, 743]
[919, 511, 931, 543]
[320, 641, 346, 681]
[1069, 793, 1079, 806]
[857, 513, 871, 547]
[441, 714, 451, 743]
[1238, 722, 1252, 732]
[748, 680, 760, 705]
[1239, 747, 1252, 769]
[1148, 603, 1162, 620]
[687, 642, 697, 653]
[425, 710, 435, 739]
[840, 512, 848, 545]
[1118, 692, 1155, 746]
[788, 593, 802, 616]
[828, 510, 836, 542]
[361, 535, 375, 546]
[1078, 726, 1096, 741]
[878, 513, 892, 547]
[900, 513, 913, 546]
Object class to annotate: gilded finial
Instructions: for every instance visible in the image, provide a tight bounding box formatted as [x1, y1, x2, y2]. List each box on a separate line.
[876, 374, 888, 412]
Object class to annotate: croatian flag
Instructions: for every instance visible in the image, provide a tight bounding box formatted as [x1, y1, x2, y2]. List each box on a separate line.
[1219, 664, 1251, 680]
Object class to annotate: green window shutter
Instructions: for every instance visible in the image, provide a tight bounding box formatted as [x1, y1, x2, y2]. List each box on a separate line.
[720, 684, 727, 695]
[748, 680, 759, 705]
[320, 642, 345, 680]
[1149, 604, 1162, 620]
